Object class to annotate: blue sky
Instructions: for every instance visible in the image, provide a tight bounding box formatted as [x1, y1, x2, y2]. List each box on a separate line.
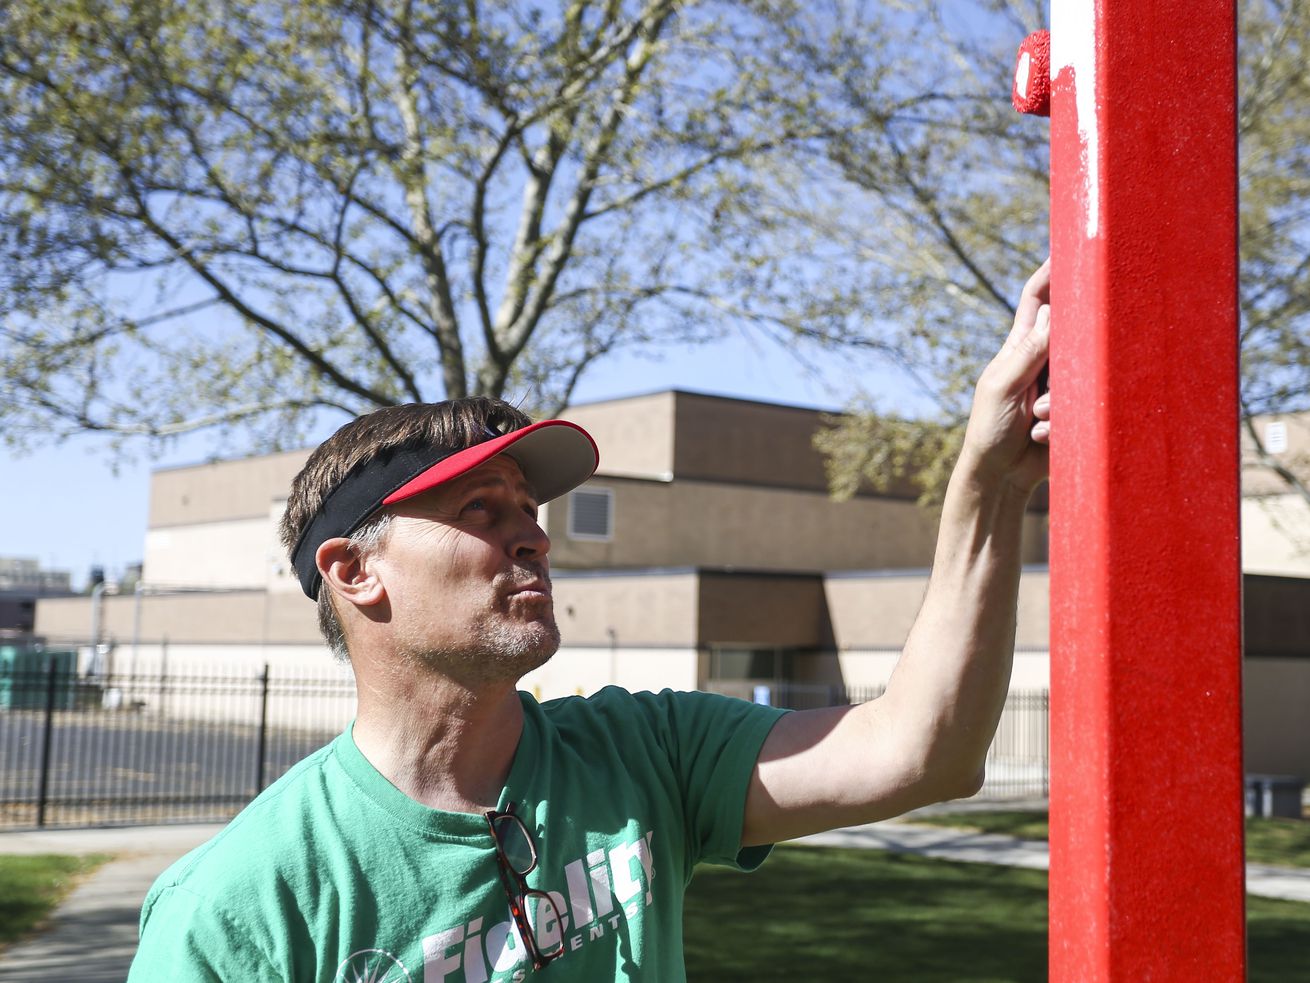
[1, 333, 920, 590]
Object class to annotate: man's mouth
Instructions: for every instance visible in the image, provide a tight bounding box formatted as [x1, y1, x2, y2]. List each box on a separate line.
[506, 580, 551, 601]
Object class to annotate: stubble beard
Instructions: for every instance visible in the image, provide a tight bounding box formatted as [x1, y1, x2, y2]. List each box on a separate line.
[397, 569, 561, 687]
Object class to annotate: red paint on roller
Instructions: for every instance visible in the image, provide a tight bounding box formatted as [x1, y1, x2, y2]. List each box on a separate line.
[1012, 30, 1051, 116]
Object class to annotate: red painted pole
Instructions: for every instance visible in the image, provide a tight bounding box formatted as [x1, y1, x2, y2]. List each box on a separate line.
[1046, 1, 1245, 979]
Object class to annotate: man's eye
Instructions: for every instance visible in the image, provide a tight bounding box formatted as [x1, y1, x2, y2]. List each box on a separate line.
[464, 498, 487, 512]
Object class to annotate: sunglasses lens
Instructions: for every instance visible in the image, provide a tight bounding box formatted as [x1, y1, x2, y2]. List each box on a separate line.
[492, 814, 537, 874]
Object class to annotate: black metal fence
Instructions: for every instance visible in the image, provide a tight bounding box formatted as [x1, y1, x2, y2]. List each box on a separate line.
[0, 662, 355, 829]
[705, 680, 1050, 799]
[1, 663, 1048, 830]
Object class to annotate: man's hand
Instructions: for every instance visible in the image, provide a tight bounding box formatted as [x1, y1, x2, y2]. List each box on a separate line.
[959, 258, 1052, 498]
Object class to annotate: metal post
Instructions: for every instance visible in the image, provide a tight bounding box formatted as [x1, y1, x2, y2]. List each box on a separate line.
[1047, 1, 1245, 978]
[130, 581, 145, 681]
[36, 657, 58, 828]
[89, 580, 116, 677]
[255, 664, 271, 794]
[158, 636, 169, 714]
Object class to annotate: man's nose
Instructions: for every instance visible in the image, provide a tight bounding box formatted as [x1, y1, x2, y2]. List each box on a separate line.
[512, 511, 551, 559]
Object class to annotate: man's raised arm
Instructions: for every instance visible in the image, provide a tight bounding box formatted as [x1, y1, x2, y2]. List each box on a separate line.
[741, 260, 1053, 847]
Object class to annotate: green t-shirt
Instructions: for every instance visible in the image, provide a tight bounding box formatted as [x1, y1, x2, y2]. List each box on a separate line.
[129, 687, 786, 982]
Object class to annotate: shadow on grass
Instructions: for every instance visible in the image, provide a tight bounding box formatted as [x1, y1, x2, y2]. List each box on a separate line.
[685, 846, 1046, 982]
[685, 844, 1310, 982]
[1249, 895, 1310, 982]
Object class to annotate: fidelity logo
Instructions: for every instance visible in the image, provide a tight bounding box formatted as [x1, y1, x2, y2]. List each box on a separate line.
[348, 827, 657, 982]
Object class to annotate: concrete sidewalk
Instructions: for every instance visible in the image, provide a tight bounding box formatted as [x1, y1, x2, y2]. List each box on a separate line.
[3, 817, 1308, 980]
[799, 821, 1310, 903]
[0, 824, 223, 983]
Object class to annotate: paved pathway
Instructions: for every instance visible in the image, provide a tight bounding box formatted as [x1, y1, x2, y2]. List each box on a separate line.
[0, 825, 222, 983]
[800, 820, 1052, 870]
[3, 816, 1308, 980]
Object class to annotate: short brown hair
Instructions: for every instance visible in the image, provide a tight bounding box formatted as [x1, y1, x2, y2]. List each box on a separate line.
[280, 398, 535, 659]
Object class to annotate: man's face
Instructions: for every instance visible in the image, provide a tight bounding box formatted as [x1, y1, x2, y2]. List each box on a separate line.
[368, 454, 559, 683]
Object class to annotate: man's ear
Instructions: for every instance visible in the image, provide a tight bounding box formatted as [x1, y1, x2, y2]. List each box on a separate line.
[316, 538, 385, 607]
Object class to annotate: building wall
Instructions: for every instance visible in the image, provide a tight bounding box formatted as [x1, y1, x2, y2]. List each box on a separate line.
[148, 449, 307, 528]
[34, 589, 322, 654]
[560, 392, 676, 480]
[1242, 496, 1310, 577]
[697, 572, 832, 649]
[521, 645, 699, 700]
[143, 515, 280, 589]
[145, 467, 1022, 593]
[552, 570, 700, 648]
[670, 393, 838, 492]
[825, 568, 1051, 653]
[1245, 574, 1310, 656]
[1244, 657, 1310, 777]
[824, 568, 1052, 692]
[144, 449, 306, 590]
[1242, 575, 1310, 775]
[832, 649, 1053, 692]
[548, 477, 1048, 572]
[1240, 412, 1310, 496]
[1239, 413, 1310, 575]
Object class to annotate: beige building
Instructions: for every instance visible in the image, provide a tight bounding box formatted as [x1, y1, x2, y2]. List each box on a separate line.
[32, 393, 1310, 777]
[1241, 413, 1310, 577]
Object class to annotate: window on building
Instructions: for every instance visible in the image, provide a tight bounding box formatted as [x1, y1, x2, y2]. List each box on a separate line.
[1266, 421, 1288, 454]
[568, 488, 613, 541]
[709, 646, 796, 684]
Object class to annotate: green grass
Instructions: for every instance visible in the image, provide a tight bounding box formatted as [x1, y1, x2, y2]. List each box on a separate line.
[905, 810, 1310, 868]
[909, 809, 1052, 842]
[1246, 817, 1310, 868]
[683, 844, 1310, 982]
[0, 853, 112, 949]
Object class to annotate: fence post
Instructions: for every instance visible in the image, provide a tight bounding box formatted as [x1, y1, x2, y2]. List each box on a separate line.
[36, 657, 58, 828]
[255, 664, 271, 794]
[158, 637, 168, 714]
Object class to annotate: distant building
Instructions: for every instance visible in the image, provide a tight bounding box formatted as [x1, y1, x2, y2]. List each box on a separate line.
[0, 556, 77, 639]
[0, 556, 72, 593]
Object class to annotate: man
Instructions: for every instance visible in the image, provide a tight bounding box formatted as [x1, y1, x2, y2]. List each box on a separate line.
[129, 262, 1053, 981]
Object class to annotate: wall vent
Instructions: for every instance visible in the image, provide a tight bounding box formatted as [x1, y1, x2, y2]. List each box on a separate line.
[568, 488, 613, 541]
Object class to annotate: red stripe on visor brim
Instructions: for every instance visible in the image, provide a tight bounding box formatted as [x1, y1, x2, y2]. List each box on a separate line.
[382, 419, 598, 507]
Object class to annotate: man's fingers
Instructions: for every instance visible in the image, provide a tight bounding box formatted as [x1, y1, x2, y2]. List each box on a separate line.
[1033, 392, 1051, 421]
[1005, 258, 1051, 349]
[1000, 303, 1050, 393]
